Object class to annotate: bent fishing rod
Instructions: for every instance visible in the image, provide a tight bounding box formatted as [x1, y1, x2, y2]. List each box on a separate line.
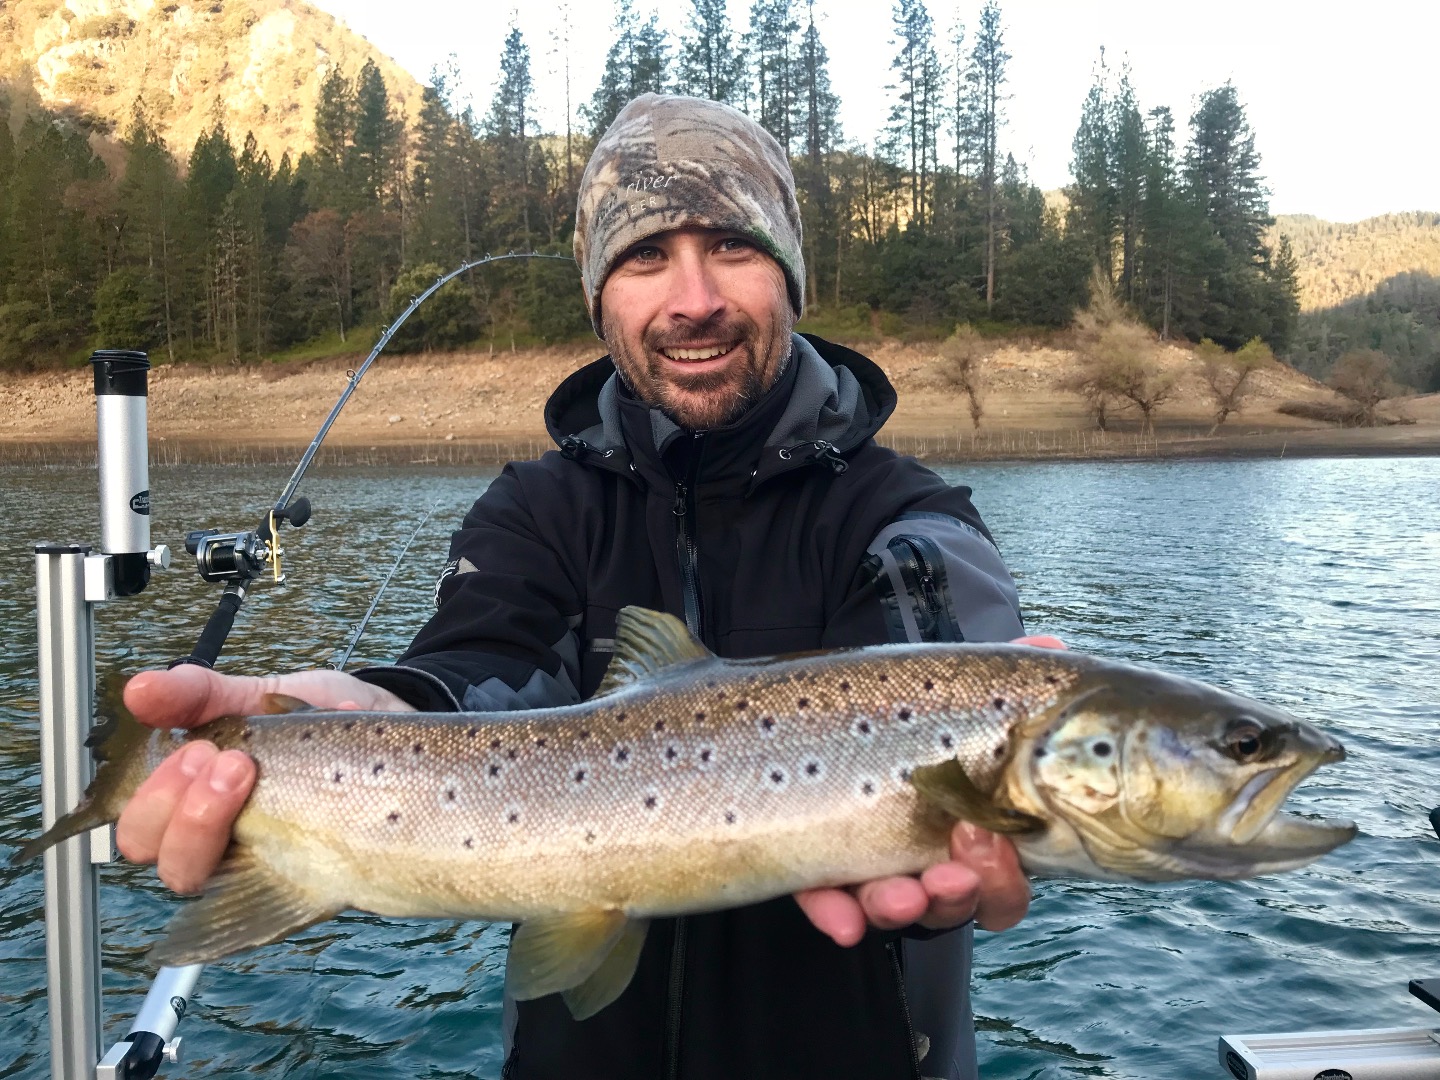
[172, 251, 574, 670]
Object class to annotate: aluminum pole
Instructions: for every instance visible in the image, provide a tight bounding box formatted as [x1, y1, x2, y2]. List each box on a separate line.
[34, 544, 102, 1080]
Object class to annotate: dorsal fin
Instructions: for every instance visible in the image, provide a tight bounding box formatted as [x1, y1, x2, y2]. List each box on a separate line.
[595, 607, 714, 696]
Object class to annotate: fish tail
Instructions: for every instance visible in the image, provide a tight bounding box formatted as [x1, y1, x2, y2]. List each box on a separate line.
[12, 674, 157, 865]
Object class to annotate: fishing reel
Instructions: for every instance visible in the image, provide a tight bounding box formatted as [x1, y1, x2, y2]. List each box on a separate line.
[182, 498, 312, 585]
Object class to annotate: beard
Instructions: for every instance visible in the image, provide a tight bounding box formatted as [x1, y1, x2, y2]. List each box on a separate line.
[604, 305, 794, 431]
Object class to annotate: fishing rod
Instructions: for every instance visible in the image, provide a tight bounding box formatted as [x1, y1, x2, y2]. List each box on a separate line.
[31, 253, 572, 1080]
[172, 251, 574, 670]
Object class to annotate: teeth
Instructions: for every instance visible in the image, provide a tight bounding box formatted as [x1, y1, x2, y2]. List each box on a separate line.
[663, 344, 732, 361]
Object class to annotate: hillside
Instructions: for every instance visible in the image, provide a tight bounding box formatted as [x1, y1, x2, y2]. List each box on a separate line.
[0, 0, 425, 164]
[1273, 212, 1440, 311]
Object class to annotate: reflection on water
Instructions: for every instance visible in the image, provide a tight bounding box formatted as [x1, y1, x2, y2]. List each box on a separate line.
[1, 457, 1437, 1078]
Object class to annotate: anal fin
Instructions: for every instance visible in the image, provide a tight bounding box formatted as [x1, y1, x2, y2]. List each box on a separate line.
[561, 918, 650, 1020]
[149, 846, 343, 966]
[909, 759, 1045, 835]
[506, 909, 630, 1003]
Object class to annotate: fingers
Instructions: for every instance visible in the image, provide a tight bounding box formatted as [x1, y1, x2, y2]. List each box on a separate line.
[116, 742, 256, 895]
[1012, 634, 1067, 650]
[951, 823, 1030, 932]
[123, 665, 267, 729]
[793, 887, 867, 947]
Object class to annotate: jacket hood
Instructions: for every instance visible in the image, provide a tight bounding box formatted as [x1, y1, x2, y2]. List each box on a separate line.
[543, 334, 897, 482]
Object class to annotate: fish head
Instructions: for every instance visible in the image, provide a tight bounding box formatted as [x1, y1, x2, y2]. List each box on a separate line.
[1012, 668, 1356, 881]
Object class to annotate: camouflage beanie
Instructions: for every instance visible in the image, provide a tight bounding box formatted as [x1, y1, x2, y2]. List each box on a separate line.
[574, 93, 806, 335]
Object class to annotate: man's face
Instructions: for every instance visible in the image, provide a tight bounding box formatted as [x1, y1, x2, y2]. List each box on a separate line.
[599, 226, 795, 430]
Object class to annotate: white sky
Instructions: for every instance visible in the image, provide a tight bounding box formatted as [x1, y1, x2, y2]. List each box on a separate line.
[316, 0, 1438, 223]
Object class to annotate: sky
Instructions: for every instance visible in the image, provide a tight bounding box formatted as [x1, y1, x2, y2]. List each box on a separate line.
[314, 0, 1438, 224]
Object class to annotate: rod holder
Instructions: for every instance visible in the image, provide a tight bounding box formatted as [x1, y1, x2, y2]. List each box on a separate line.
[91, 350, 152, 597]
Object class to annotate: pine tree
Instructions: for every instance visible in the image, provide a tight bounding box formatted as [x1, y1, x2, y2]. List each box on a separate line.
[1184, 83, 1271, 266]
[746, 0, 799, 151]
[350, 59, 401, 210]
[584, 0, 671, 136]
[959, 0, 1008, 310]
[114, 106, 183, 358]
[489, 26, 537, 246]
[795, 0, 841, 308]
[678, 0, 746, 105]
[886, 0, 942, 229]
[1111, 64, 1146, 301]
[1067, 51, 1115, 279]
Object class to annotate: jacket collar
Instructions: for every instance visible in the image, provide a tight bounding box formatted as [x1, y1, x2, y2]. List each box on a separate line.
[543, 333, 897, 489]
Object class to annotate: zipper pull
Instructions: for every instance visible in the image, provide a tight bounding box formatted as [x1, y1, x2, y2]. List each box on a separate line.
[672, 482, 687, 517]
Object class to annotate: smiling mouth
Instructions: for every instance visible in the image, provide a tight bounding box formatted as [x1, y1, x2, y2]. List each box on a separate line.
[660, 343, 738, 362]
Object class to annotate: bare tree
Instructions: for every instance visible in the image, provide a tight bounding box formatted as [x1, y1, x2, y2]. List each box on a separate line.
[1329, 348, 1398, 426]
[937, 324, 988, 428]
[1067, 267, 1173, 433]
[1200, 336, 1270, 433]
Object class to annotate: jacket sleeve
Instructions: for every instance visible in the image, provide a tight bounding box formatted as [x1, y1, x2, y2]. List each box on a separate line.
[824, 480, 1024, 649]
[351, 462, 585, 713]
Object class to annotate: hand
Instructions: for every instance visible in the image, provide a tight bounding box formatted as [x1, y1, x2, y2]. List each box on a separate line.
[795, 632, 1067, 946]
[116, 664, 413, 894]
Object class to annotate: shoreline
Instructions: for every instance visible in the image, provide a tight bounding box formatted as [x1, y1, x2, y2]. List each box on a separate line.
[4, 423, 1437, 468]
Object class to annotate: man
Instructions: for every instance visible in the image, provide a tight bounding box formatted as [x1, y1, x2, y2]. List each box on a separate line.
[119, 94, 1048, 1079]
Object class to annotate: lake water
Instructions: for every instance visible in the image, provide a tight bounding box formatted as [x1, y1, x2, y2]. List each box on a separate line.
[1, 456, 1437, 1079]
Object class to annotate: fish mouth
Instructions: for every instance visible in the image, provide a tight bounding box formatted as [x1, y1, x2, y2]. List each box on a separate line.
[1169, 812, 1358, 880]
[1220, 736, 1347, 845]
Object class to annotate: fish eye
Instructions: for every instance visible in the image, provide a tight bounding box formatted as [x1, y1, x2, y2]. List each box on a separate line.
[1220, 720, 1267, 762]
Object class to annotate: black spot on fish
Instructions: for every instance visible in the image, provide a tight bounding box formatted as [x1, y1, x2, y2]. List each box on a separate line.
[507, 749, 518, 761]
[897, 708, 911, 721]
[694, 711, 706, 722]
[332, 771, 343, 783]
[643, 795, 657, 809]
[878, 673, 889, 683]
[724, 811, 736, 824]
[994, 744, 1006, 759]
[586, 831, 596, 844]
[839, 681, 851, 692]
[1045, 675, 1061, 686]
[387, 812, 400, 824]
[805, 762, 820, 777]
[489, 738, 501, 750]
[463, 837, 474, 849]
[1034, 746, 1047, 759]
[507, 811, 520, 824]
[923, 679, 934, 691]
[1094, 741, 1113, 758]
[301, 730, 313, 741]
[372, 762, 384, 776]
[535, 737, 547, 748]
[797, 697, 809, 708]
[574, 768, 587, 782]
[489, 763, 502, 777]
[899, 767, 912, 781]
[761, 716, 776, 731]
[579, 730, 591, 740]
[375, 725, 385, 736]
[615, 747, 630, 763]
[857, 720, 871, 735]
[770, 769, 785, 784]
[735, 700, 748, 710]
[445, 788, 456, 802]
[706, 681, 717, 689]
[700, 748, 713, 763]
[343, 720, 356, 731]
[413, 742, 424, 755]
[861, 781, 875, 796]
[655, 719, 666, 732]
[467, 727, 480, 739]
[940, 734, 954, 749]
[616, 712, 627, 724]
[242, 729, 253, 742]
[993, 697, 1007, 710]
[665, 746, 678, 761]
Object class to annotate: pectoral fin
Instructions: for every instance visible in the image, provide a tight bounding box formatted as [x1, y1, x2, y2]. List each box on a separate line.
[561, 918, 650, 1020]
[261, 694, 317, 715]
[149, 846, 344, 966]
[908, 759, 1045, 835]
[506, 910, 630, 1003]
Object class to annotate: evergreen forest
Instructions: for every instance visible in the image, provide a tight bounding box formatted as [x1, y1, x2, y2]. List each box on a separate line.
[0, 0, 1433, 390]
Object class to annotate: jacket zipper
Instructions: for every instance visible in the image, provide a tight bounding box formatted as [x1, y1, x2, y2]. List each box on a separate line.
[899, 537, 942, 629]
[887, 941, 923, 1080]
[666, 433, 704, 1079]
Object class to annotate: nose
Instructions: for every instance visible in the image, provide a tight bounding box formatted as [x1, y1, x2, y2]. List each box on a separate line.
[664, 248, 726, 324]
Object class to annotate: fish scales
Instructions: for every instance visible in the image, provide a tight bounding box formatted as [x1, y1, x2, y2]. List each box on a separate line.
[16, 606, 1354, 1019]
[232, 647, 1077, 923]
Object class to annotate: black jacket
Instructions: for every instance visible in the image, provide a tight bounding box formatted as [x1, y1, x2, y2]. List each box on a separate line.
[357, 334, 1024, 1080]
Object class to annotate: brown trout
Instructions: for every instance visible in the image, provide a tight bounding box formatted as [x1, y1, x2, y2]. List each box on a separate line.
[16, 607, 1355, 1019]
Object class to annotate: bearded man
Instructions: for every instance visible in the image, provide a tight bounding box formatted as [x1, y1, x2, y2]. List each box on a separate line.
[119, 94, 1042, 1080]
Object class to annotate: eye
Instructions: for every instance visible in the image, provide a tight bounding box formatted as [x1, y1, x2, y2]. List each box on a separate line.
[624, 244, 663, 265]
[1221, 721, 1267, 762]
[718, 236, 754, 254]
